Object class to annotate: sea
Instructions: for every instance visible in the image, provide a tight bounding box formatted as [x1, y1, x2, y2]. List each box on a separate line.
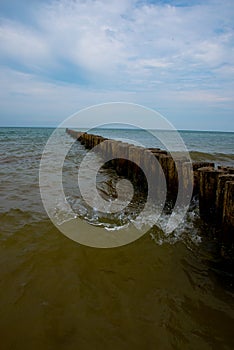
[0, 127, 234, 349]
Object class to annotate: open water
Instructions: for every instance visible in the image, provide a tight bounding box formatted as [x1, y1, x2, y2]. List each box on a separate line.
[0, 127, 233, 349]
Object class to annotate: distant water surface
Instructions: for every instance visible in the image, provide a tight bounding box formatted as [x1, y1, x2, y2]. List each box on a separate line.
[90, 128, 234, 165]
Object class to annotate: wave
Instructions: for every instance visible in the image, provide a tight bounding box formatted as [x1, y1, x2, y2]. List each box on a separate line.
[189, 150, 234, 165]
[0, 208, 48, 237]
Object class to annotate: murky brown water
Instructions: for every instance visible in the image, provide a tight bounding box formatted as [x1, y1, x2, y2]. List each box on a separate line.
[0, 128, 233, 349]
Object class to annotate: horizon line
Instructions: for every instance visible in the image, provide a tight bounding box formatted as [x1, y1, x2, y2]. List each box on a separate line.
[0, 125, 234, 133]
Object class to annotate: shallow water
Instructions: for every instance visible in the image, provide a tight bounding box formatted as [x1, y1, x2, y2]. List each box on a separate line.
[0, 127, 233, 349]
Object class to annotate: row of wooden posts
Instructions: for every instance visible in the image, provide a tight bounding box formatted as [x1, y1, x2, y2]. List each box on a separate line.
[66, 128, 234, 239]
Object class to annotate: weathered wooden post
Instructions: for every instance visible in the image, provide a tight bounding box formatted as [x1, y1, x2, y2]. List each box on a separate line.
[85, 133, 91, 149]
[142, 149, 163, 200]
[223, 181, 234, 241]
[192, 162, 215, 195]
[97, 139, 108, 157]
[66, 129, 234, 237]
[115, 142, 130, 177]
[157, 154, 177, 200]
[198, 167, 226, 222]
[179, 161, 194, 203]
[216, 174, 234, 225]
[128, 146, 144, 187]
[105, 140, 114, 162]
[110, 140, 121, 168]
[218, 166, 234, 173]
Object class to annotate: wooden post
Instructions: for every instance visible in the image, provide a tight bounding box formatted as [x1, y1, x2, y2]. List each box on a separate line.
[115, 142, 129, 177]
[128, 146, 144, 187]
[198, 167, 226, 222]
[192, 162, 215, 195]
[223, 181, 234, 241]
[66, 129, 234, 237]
[216, 174, 234, 225]
[218, 166, 234, 174]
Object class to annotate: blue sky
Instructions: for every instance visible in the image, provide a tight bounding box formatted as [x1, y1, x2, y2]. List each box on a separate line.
[0, 0, 233, 130]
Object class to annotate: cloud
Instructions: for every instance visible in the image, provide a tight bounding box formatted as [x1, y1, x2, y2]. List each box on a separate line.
[0, 19, 51, 67]
[0, 0, 234, 129]
[1, 1, 234, 75]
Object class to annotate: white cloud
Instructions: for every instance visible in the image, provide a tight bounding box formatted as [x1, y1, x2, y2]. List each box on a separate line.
[174, 89, 233, 103]
[0, 0, 234, 129]
[0, 20, 52, 68]
[135, 59, 172, 69]
[1, 0, 234, 80]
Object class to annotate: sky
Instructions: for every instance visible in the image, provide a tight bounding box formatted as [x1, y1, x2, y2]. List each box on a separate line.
[0, 0, 233, 130]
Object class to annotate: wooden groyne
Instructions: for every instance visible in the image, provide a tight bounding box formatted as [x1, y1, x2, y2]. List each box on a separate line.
[66, 129, 234, 240]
